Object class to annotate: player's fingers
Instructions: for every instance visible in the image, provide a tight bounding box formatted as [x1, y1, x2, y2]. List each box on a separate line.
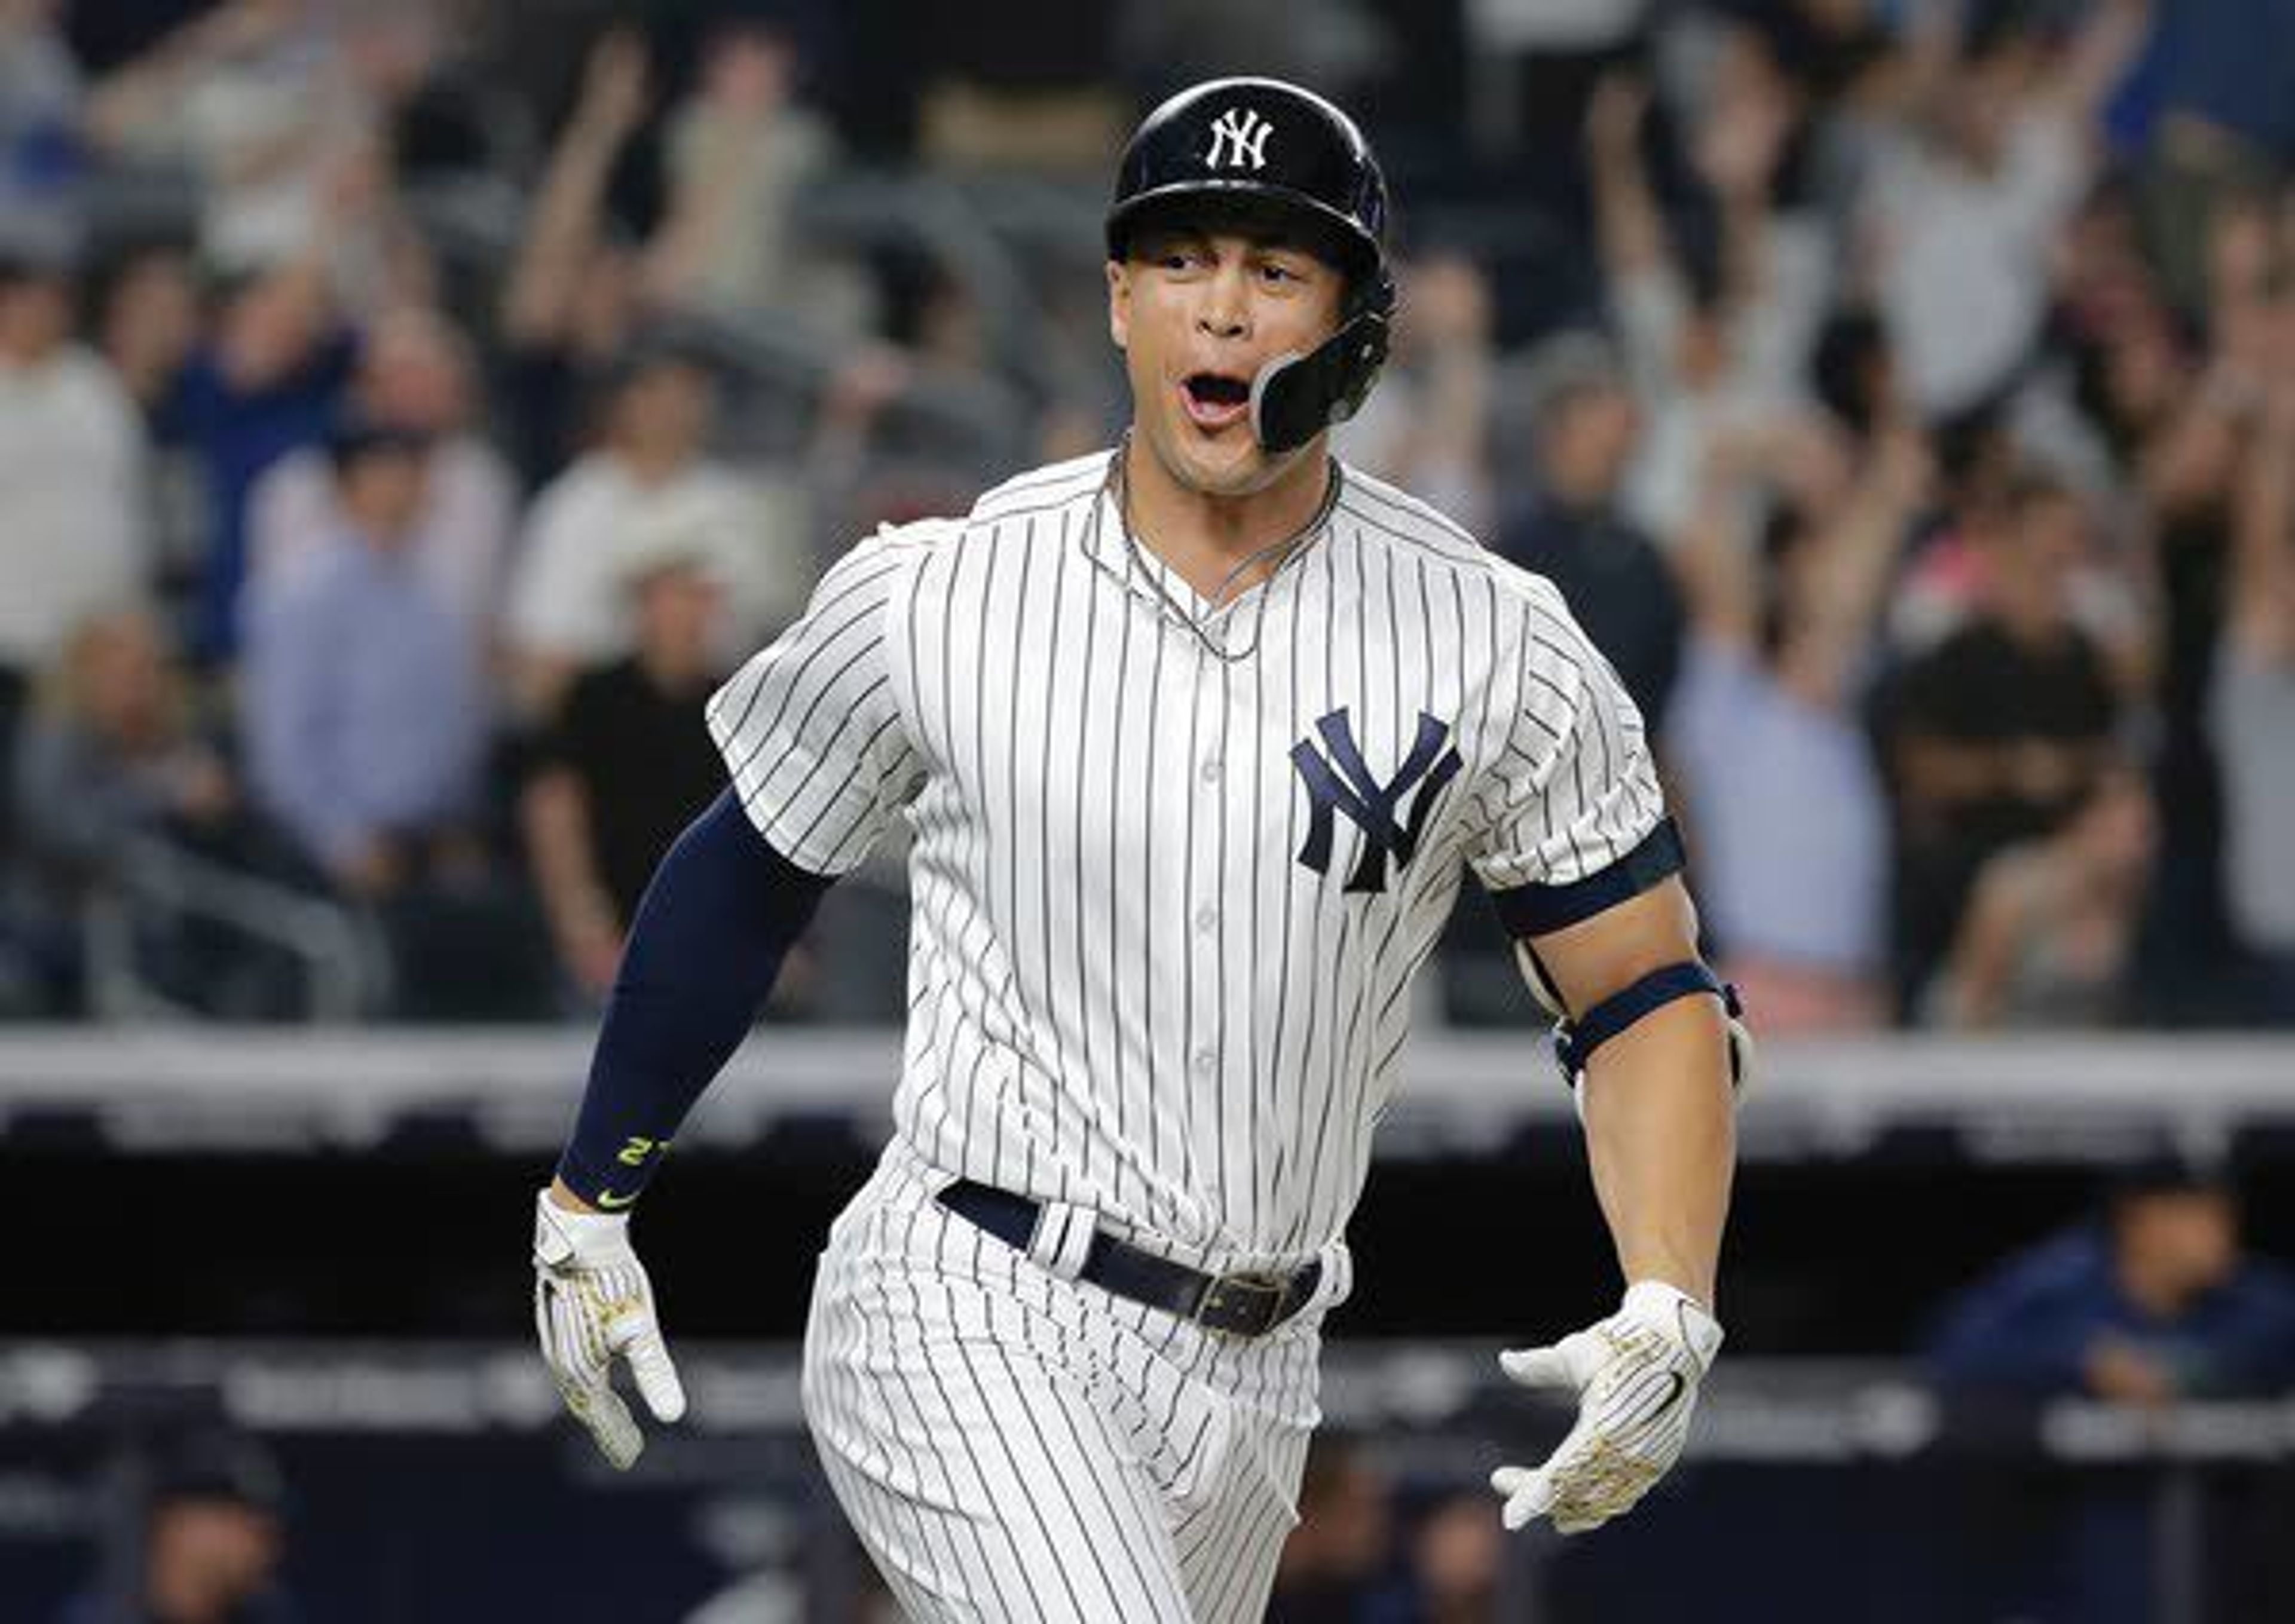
[565, 1375, 644, 1470]
[1525, 1414, 1602, 1482]
[1488, 1464, 1553, 1531]
[625, 1326, 687, 1423]
[1500, 1331, 1596, 1391]
[1498, 1344, 1568, 1389]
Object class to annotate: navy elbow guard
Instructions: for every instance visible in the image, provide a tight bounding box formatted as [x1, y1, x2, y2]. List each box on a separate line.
[1553, 961, 1753, 1095]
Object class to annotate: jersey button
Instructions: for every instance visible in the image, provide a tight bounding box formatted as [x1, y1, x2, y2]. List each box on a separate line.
[1192, 1050, 1217, 1074]
[1199, 757, 1222, 783]
[1194, 906, 1218, 934]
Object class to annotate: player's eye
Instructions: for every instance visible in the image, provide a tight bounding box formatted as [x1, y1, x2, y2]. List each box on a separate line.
[1258, 261, 1305, 287]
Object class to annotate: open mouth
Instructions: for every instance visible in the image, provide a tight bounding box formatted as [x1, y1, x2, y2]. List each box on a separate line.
[1181, 370, 1252, 430]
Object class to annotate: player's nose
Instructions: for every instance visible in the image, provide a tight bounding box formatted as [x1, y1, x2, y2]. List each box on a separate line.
[1194, 261, 1251, 340]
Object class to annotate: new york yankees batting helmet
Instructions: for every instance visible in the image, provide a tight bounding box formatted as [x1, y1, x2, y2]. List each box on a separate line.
[1106, 77, 1394, 455]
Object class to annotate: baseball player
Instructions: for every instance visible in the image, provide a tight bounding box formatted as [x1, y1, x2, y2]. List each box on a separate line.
[533, 76, 1745, 1620]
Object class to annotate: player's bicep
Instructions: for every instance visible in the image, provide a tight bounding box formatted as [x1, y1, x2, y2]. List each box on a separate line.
[1523, 876, 1702, 1020]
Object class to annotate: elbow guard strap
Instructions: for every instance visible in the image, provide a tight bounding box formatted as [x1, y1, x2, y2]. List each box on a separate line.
[1554, 961, 1751, 1092]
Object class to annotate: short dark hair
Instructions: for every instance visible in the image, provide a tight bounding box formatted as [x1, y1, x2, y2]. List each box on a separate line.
[0, 244, 74, 291]
[149, 1433, 288, 1519]
[2107, 1150, 2233, 1208]
[600, 332, 719, 399]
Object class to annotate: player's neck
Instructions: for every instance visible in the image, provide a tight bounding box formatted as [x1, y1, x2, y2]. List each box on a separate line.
[1121, 434, 1333, 606]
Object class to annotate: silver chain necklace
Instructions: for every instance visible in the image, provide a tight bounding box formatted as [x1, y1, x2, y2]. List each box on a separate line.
[1093, 436, 1345, 664]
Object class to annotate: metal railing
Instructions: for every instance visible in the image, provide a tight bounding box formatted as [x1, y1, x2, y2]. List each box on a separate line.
[80, 839, 390, 1024]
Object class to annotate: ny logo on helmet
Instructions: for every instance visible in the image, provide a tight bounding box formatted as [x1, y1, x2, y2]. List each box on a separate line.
[1290, 709, 1464, 894]
[1205, 107, 1272, 171]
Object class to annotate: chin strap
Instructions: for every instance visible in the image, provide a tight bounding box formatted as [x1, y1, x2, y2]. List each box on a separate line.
[1249, 300, 1392, 454]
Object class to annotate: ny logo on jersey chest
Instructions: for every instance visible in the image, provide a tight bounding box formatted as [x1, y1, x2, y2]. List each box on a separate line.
[1290, 708, 1464, 894]
[1205, 107, 1272, 171]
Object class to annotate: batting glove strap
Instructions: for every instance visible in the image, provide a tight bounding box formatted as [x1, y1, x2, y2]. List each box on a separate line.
[532, 1189, 686, 1471]
[534, 1194, 639, 1270]
[1490, 1282, 1722, 1536]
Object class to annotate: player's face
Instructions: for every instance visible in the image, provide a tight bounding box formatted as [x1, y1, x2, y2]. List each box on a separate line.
[1108, 225, 1346, 498]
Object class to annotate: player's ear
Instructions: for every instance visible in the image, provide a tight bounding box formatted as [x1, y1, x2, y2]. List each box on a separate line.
[1107, 259, 1130, 351]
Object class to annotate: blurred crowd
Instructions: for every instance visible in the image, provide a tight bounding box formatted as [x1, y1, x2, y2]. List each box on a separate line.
[1, 0, 2293, 1031]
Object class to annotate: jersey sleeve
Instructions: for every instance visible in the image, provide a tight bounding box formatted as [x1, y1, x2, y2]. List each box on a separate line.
[704, 525, 932, 877]
[1469, 580, 1675, 933]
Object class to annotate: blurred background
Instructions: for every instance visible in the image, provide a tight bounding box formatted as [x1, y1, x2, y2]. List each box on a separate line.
[4, 0, 2295, 1618]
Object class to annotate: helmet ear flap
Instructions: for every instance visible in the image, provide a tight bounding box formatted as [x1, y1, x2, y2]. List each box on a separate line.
[1357, 264, 1397, 321]
[1247, 302, 1391, 454]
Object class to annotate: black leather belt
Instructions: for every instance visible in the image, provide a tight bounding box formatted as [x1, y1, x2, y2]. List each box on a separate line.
[936, 1179, 1321, 1338]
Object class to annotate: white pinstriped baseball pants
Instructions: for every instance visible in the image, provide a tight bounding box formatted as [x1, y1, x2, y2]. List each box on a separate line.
[803, 1144, 1354, 1622]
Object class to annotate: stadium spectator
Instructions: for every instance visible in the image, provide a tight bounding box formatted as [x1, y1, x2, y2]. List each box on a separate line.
[521, 531, 732, 1000]
[54, 1431, 299, 1624]
[1583, 47, 1831, 549]
[244, 415, 548, 1018]
[243, 418, 482, 897]
[8, 605, 249, 1010]
[1935, 762, 2156, 1028]
[0, 244, 148, 746]
[247, 307, 515, 643]
[162, 247, 356, 663]
[2130, 0, 2295, 314]
[2027, 182, 2189, 509]
[495, 25, 653, 491]
[0, 0, 85, 259]
[1881, 476, 2122, 1016]
[641, 20, 862, 336]
[1494, 332, 1681, 732]
[87, 238, 209, 635]
[1337, 253, 1496, 538]
[1927, 1156, 2295, 1624]
[1370, 1491, 1510, 1624]
[2212, 332, 2295, 1019]
[502, 340, 809, 718]
[1932, 1156, 2295, 1403]
[85, 0, 433, 283]
[1855, 0, 2149, 421]
[1669, 419, 1929, 1032]
[93, 239, 202, 419]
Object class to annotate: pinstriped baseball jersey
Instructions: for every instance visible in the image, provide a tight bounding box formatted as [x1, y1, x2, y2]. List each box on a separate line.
[708, 446, 1663, 1270]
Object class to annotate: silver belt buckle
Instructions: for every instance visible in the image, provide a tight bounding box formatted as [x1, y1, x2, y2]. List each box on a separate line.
[1195, 1270, 1286, 1332]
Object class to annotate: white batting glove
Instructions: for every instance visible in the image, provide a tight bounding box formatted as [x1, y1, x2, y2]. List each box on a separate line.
[1490, 1281, 1723, 1534]
[533, 1189, 687, 1469]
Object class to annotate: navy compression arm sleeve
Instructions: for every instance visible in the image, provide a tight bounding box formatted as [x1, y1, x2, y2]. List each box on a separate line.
[554, 789, 833, 1206]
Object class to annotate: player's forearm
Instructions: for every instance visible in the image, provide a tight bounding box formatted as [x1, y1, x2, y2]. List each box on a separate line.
[554, 790, 831, 1206]
[1578, 1000, 1736, 1309]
